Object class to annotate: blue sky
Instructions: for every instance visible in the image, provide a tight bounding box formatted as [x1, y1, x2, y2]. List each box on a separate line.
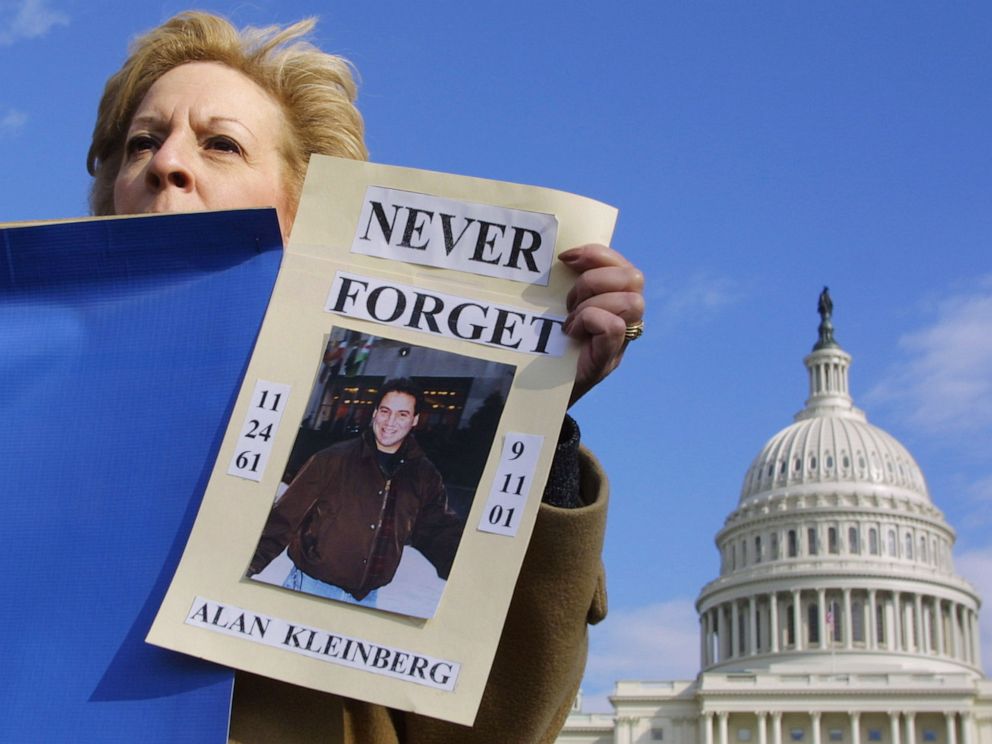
[3, 0, 990, 712]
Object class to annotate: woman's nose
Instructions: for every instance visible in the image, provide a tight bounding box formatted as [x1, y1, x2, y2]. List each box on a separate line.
[145, 136, 194, 191]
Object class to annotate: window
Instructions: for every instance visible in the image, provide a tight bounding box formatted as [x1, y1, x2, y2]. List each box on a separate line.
[867, 730, 882, 742]
[651, 727, 665, 741]
[922, 730, 937, 742]
[788, 530, 798, 558]
[849, 526, 860, 554]
[787, 605, 796, 645]
[876, 603, 885, 644]
[831, 600, 842, 641]
[828, 527, 839, 554]
[790, 729, 806, 742]
[869, 528, 879, 555]
[852, 601, 865, 642]
[771, 532, 780, 559]
[808, 527, 818, 555]
[737, 729, 753, 742]
[920, 536, 928, 562]
[738, 612, 746, 655]
[888, 530, 897, 556]
[905, 533, 914, 559]
[755, 536, 762, 563]
[742, 540, 748, 566]
[828, 730, 844, 742]
[808, 603, 820, 644]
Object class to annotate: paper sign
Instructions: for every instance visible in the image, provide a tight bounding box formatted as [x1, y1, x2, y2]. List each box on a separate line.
[148, 157, 617, 725]
[325, 271, 567, 355]
[351, 186, 557, 285]
[477, 433, 543, 537]
[186, 597, 460, 691]
[227, 380, 292, 482]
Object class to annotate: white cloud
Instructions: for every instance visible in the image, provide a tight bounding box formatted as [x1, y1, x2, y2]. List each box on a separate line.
[959, 474, 992, 531]
[0, 0, 68, 46]
[0, 108, 27, 137]
[954, 545, 992, 673]
[580, 599, 699, 711]
[868, 276, 992, 438]
[651, 273, 743, 329]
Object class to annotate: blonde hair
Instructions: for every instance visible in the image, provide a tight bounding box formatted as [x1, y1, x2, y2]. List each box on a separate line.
[87, 11, 367, 215]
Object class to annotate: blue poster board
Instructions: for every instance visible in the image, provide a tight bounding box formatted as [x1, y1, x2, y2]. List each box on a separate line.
[0, 210, 283, 742]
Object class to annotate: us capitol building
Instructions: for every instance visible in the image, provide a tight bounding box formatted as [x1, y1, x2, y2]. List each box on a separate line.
[559, 291, 991, 744]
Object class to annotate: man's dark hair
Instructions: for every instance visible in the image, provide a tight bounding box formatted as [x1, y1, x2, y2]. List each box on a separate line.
[373, 378, 424, 414]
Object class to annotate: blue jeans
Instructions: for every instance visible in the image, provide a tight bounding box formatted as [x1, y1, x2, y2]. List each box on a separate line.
[283, 566, 379, 608]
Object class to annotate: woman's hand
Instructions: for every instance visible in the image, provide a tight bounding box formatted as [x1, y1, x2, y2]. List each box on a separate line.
[560, 244, 645, 407]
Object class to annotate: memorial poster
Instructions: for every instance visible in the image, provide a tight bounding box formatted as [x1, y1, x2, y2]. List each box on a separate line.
[147, 156, 617, 724]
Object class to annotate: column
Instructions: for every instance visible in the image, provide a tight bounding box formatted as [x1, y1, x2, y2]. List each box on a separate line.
[731, 602, 740, 658]
[893, 594, 903, 651]
[868, 589, 878, 650]
[750, 597, 758, 655]
[614, 716, 628, 744]
[757, 712, 768, 744]
[811, 711, 822, 744]
[970, 610, 981, 666]
[944, 712, 958, 744]
[772, 712, 783, 744]
[904, 711, 916, 744]
[770, 593, 780, 653]
[844, 587, 853, 649]
[701, 613, 709, 667]
[889, 711, 902, 744]
[960, 711, 973, 744]
[849, 711, 861, 744]
[718, 711, 729, 744]
[793, 590, 803, 650]
[951, 604, 962, 660]
[701, 712, 714, 744]
[935, 599, 945, 656]
[904, 597, 915, 652]
[716, 606, 725, 663]
[960, 609, 968, 663]
[913, 594, 925, 653]
[818, 588, 828, 649]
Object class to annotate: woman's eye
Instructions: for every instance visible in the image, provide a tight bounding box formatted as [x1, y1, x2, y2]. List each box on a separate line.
[125, 134, 158, 155]
[207, 137, 242, 155]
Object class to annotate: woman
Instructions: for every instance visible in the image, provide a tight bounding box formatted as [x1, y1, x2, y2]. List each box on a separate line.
[88, 12, 645, 743]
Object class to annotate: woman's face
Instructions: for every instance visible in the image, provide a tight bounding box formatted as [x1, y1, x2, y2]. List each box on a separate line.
[113, 61, 295, 240]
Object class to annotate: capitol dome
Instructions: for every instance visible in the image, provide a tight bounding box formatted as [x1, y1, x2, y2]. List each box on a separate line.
[561, 291, 990, 744]
[738, 343, 929, 507]
[696, 290, 982, 677]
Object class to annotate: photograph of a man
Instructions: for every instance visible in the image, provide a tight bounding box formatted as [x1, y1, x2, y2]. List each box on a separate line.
[248, 377, 464, 614]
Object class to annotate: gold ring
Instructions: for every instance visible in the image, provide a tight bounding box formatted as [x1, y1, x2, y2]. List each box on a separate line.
[624, 320, 644, 341]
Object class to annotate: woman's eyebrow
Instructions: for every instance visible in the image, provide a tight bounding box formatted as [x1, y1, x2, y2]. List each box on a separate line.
[127, 114, 164, 130]
[208, 116, 256, 138]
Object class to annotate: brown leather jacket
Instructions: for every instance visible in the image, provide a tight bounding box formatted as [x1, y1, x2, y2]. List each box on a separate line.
[249, 429, 463, 598]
